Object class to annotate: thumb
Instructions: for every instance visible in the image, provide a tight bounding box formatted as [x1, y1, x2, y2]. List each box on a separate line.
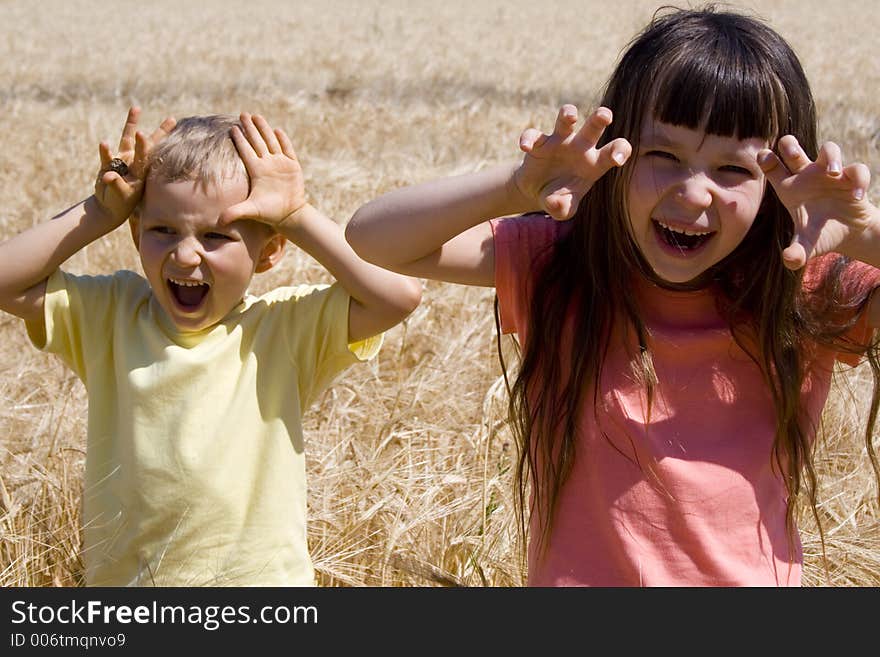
[542, 187, 579, 220]
[782, 212, 823, 270]
[781, 239, 808, 270]
[218, 200, 259, 226]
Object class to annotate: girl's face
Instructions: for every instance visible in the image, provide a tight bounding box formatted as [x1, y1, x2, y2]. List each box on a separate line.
[626, 119, 768, 284]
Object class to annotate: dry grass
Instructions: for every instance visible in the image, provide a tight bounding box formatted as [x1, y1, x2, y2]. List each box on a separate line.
[0, 0, 878, 586]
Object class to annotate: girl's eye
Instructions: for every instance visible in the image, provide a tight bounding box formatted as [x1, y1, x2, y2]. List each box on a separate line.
[204, 232, 232, 241]
[149, 226, 175, 235]
[645, 150, 678, 162]
[719, 165, 753, 176]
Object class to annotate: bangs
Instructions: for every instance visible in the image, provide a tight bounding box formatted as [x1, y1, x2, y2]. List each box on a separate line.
[650, 29, 785, 141]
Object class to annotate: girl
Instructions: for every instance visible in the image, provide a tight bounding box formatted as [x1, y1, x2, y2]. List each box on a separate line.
[345, 6, 880, 586]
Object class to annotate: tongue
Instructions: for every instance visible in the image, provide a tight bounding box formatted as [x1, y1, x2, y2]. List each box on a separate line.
[171, 282, 208, 307]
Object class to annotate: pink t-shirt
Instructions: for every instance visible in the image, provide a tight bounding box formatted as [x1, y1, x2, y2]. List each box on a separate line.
[492, 213, 880, 586]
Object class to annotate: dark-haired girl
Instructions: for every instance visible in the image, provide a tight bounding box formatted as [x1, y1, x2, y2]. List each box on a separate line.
[346, 6, 880, 586]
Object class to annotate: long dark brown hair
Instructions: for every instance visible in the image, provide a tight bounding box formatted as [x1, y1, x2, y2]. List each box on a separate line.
[501, 5, 880, 569]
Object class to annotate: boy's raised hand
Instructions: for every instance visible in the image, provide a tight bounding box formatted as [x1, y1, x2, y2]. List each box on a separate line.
[759, 136, 876, 270]
[219, 113, 306, 228]
[514, 105, 632, 220]
[95, 107, 176, 224]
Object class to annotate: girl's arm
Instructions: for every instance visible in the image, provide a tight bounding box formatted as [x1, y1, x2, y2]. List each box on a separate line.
[0, 108, 174, 329]
[345, 105, 632, 287]
[220, 113, 422, 344]
[347, 164, 530, 287]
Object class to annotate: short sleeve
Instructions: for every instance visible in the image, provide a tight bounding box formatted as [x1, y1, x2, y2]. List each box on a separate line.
[803, 254, 880, 367]
[490, 213, 566, 337]
[276, 282, 382, 409]
[25, 269, 138, 383]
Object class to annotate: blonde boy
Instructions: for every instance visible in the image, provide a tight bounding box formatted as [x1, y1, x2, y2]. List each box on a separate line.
[0, 109, 421, 586]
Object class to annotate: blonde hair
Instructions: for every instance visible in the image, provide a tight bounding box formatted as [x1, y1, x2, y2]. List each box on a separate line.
[146, 115, 246, 185]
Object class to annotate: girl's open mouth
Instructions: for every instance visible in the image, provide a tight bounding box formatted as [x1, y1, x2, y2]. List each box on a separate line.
[652, 219, 714, 253]
[167, 278, 210, 310]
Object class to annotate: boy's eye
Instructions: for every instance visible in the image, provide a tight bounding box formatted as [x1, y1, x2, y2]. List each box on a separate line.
[149, 226, 175, 235]
[204, 232, 232, 241]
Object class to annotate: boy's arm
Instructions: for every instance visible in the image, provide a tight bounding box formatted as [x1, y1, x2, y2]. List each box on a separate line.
[0, 197, 125, 327]
[345, 105, 632, 286]
[220, 113, 421, 344]
[0, 108, 173, 331]
[276, 203, 422, 343]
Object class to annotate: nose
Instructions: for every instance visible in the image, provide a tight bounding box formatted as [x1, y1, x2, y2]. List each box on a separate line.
[673, 174, 714, 211]
[171, 236, 203, 267]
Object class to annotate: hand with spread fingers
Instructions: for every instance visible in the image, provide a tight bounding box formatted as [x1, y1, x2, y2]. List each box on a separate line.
[219, 113, 307, 229]
[758, 136, 878, 270]
[513, 105, 632, 221]
[94, 107, 176, 225]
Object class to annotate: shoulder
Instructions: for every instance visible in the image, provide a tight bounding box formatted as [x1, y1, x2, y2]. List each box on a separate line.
[49, 269, 150, 305]
[802, 253, 880, 299]
[240, 282, 347, 326]
[490, 212, 570, 246]
[247, 282, 334, 309]
[490, 212, 571, 271]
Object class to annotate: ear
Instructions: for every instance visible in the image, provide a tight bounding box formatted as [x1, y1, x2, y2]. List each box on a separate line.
[255, 233, 286, 273]
[128, 213, 140, 250]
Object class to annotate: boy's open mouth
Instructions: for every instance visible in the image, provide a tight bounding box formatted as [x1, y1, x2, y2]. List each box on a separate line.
[167, 278, 210, 309]
[652, 219, 714, 252]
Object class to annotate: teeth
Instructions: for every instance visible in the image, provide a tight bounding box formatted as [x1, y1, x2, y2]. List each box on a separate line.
[168, 278, 208, 287]
[655, 219, 712, 236]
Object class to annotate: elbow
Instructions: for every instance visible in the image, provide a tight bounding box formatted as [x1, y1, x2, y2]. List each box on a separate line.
[344, 212, 376, 264]
[384, 276, 422, 324]
[396, 276, 423, 318]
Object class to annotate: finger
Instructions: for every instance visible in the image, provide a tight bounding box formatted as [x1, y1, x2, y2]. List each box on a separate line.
[777, 135, 811, 173]
[105, 171, 133, 199]
[98, 141, 113, 169]
[543, 188, 577, 221]
[240, 112, 268, 156]
[130, 131, 150, 179]
[218, 200, 259, 226]
[149, 117, 177, 145]
[781, 241, 808, 270]
[553, 104, 579, 139]
[230, 125, 257, 163]
[253, 114, 282, 154]
[842, 162, 871, 201]
[573, 106, 613, 149]
[782, 207, 823, 271]
[757, 149, 790, 189]
[275, 128, 298, 160]
[598, 137, 632, 168]
[519, 127, 548, 154]
[816, 141, 843, 177]
[117, 106, 141, 154]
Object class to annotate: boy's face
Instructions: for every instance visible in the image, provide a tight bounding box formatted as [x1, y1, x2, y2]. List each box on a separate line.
[132, 175, 283, 333]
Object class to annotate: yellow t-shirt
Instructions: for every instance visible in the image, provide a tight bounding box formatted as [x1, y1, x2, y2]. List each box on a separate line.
[27, 269, 381, 586]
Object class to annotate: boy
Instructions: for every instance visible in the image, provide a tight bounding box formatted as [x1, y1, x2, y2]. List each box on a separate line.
[0, 108, 421, 586]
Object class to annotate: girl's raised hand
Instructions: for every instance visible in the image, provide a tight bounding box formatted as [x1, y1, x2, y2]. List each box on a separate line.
[95, 107, 176, 224]
[514, 105, 632, 220]
[758, 137, 875, 270]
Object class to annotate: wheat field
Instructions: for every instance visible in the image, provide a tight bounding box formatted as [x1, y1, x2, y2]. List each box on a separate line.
[1, 0, 878, 587]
